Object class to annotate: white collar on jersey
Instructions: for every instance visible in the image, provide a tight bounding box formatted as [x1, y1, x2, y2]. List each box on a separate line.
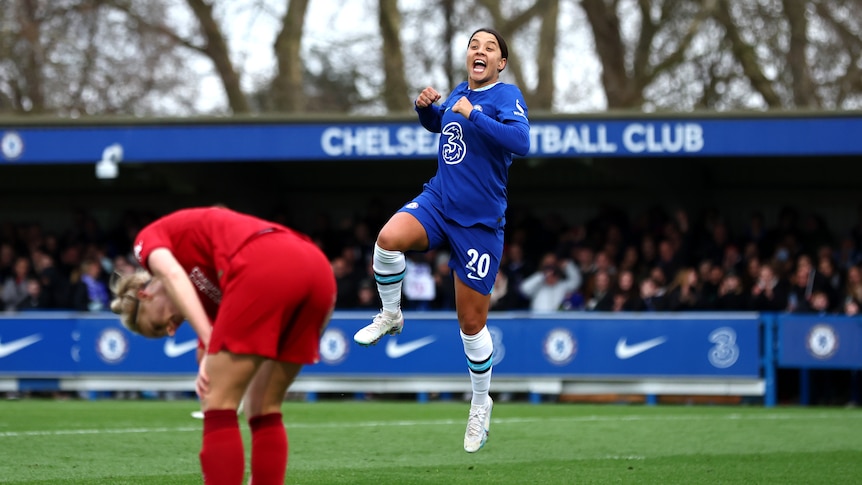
[469, 82, 500, 92]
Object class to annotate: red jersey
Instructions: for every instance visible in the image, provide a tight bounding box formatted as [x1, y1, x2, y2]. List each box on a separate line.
[133, 207, 301, 319]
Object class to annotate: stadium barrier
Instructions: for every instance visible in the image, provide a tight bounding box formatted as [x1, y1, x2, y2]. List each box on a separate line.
[0, 311, 859, 406]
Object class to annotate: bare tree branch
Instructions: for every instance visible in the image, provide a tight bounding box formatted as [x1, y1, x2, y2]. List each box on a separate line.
[646, 1, 715, 86]
[476, 0, 558, 110]
[714, 0, 782, 108]
[814, 1, 862, 107]
[184, 0, 249, 113]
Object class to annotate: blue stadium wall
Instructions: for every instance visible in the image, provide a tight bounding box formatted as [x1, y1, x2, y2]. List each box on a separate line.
[1, 111, 862, 235]
[1, 311, 860, 407]
[1, 112, 861, 406]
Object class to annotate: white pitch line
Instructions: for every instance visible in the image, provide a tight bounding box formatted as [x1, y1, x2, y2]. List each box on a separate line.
[0, 426, 201, 437]
[0, 412, 858, 438]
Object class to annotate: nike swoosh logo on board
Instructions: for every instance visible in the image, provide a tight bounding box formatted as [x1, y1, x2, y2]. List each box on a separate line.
[615, 336, 667, 360]
[385, 335, 437, 358]
[164, 338, 199, 358]
[0, 334, 43, 358]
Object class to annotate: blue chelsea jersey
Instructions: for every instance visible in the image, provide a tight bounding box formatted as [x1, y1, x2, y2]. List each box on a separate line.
[420, 82, 530, 229]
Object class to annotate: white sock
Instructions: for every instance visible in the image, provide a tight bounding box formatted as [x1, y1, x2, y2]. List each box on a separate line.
[461, 326, 493, 406]
[372, 243, 405, 314]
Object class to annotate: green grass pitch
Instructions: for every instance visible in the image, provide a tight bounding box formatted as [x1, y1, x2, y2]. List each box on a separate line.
[0, 398, 860, 484]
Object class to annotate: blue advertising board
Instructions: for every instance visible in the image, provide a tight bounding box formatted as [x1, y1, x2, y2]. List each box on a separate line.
[0, 314, 198, 376]
[0, 318, 78, 375]
[2, 114, 862, 164]
[311, 313, 761, 378]
[6, 306, 862, 408]
[0, 312, 760, 378]
[776, 315, 862, 368]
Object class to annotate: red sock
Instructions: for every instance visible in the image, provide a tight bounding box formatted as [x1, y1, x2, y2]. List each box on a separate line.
[248, 412, 288, 485]
[199, 409, 245, 485]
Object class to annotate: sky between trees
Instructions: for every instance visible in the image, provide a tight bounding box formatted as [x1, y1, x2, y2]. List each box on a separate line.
[2, 0, 862, 117]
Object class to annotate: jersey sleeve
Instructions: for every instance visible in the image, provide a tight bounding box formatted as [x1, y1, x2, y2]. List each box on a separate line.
[469, 110, 530, 156]
[469, 85, 531, 156]
[416, 104, 443, 133]
[132, 221, 172, 272]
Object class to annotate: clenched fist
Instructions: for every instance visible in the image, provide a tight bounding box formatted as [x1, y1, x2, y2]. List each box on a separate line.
[415, 87, 442, 108]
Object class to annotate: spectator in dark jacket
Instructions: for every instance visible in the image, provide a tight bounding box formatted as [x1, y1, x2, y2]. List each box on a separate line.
[715, 273, 749, 310]
[666, 267, 707, 311]
[18, 277, 50, 311]
[71, 258, 110, 312]
[750, 263, 790, 312]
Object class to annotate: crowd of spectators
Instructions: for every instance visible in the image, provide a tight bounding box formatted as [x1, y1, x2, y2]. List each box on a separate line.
[325, 202, 862, 317]
[3, 203, 862, 319]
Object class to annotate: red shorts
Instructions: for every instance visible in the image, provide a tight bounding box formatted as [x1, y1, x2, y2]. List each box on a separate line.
[208, 230, 336, 364]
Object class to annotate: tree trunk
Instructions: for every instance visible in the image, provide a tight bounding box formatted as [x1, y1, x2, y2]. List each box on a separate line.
[783, 0, 817, 108]
[379, 0, 412, 112]
[18, 0, 46, 113]
[272, 0, 310, 112]
[531, 0, 559, 111]
[581, 0, 635, 109]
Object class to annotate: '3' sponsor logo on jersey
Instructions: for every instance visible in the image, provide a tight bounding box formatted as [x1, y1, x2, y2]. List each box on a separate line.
[441, 122, 466, 165]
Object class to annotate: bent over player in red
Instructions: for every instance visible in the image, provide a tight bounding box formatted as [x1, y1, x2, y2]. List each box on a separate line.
[110, 206, 336, 485]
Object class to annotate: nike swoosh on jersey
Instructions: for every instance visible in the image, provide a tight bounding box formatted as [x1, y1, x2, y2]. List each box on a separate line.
[385, 335, 437, 359]
[514, 99, 526, 117]
[615, 336, 667, 360]
[164, 338, 199, 358]
[466, 273, 483, 281]
[0, 334, 43, 358]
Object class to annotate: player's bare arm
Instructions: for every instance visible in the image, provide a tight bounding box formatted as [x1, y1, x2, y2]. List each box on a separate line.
[148, 248, 213, 348]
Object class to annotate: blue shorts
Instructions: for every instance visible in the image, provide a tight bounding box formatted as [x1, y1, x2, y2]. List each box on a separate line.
[398, 190, 504, 295]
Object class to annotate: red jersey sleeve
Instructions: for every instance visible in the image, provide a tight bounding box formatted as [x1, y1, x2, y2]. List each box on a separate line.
[133, 220, 173, 272]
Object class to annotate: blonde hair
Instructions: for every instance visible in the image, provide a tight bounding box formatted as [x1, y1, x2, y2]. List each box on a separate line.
[669, 267, 697, 291]
[109, 270, 151, 334]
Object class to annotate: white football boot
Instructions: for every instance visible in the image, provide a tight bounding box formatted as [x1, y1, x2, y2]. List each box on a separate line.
[353, 309, 404, 346]
[464, 397, 493, 453]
